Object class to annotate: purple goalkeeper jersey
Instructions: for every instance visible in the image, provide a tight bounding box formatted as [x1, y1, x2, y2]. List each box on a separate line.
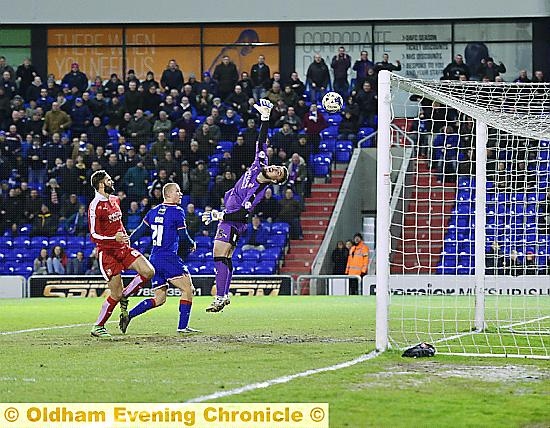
[223, 138, 268, 215]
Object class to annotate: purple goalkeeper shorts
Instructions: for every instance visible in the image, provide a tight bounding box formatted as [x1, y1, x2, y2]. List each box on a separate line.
[215, 220, 247, 246]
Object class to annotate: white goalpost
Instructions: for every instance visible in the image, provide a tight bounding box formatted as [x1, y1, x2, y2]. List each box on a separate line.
[376, 71, 550, 359]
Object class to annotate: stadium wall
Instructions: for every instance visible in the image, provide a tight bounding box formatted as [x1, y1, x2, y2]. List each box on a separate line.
[3, 0, 549, 23]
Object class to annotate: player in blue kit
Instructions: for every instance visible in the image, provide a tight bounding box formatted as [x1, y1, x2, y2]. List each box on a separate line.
[119, 182, 200, 333]
[202, 99, 288, 312]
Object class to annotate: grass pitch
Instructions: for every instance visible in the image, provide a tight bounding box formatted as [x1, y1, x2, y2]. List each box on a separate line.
[0, 296, 548, 427]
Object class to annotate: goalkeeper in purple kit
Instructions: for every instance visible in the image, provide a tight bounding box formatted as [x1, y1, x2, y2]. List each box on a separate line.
[202, 99, 288, 312]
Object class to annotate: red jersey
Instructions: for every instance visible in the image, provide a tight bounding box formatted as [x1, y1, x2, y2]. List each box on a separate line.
[88, 192, 127, 250]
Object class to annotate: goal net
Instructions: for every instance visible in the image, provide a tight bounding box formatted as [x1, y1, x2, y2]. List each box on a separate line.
[376, 71, 550, 359]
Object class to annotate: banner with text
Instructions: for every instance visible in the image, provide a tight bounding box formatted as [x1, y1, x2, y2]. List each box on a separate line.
[28, 275, 292, 298]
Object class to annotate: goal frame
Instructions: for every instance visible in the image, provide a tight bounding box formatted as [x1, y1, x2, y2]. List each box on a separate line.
[375, 70, 549, 359]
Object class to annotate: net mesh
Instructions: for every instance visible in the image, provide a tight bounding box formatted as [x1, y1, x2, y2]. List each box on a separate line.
[385, 74, 550, 358]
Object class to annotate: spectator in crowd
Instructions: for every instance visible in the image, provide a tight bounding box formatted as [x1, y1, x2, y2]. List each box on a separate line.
[193, 123, 219, 157]
[190, 160, 210, 208]
[65, 204, 88, 236]
[523, 251, 539, 275]
[337, 110, 359, 142]
[124, 80, 143, 114]
[0, 56, 15, 80]
[42, 102, 71, 137]
[280, 84, 299, 109]
[23, 188, 43, 223]
[477, 57, 506, 81]
[331, 46, 352, 98]
[254, 186, 279, 222]
[86, 116, 108, 148]
[33, 248, 49, 275]
[354, 81, 378, 129]
[126, 109, 151, 147]
[125, 201, 142, 233]
[185, 203, 201, 237]
[161, 59, 184, 92]
[306, 54, 330, 103]
[532, 70, 546, 83]
[276, 187, 303, 240]
[504, 249, 521, 277]
[485, 241, 504, 275]
[514, 70, 531, 83]
[148, 168, 171, 198]
[250, 55, 271, 101]
[174, 160, 191, 197]
[46, 245, 67, 274]
[123, 159, 149, 201]
[196, 88, 213, 116]
[275, 106, 302, 132]
[442, 54, 470, 80]
[85, 247, 101, 275]
[141, 71, 159, 93]
[241, 215, 268, 251]
[26, 75, 43, 102]
[374, 53, 401, 75]
[352, 51, 375, 90]
[31, 204, 57, 237]
[213, 170, 235, 209]
[302, 103, 327, 150]
[231, 134, 254, 179]
[271, 123, 297, 152]
[157, 151, 178, 178]
[265, 81, 283, 106]
[59, 193, 79, 221]
[213, 56, 239, 101]
[225, 85, 248, 116]
[219, 108, 242, 141]
[15, 58, 38, 98]
[285, 153, 307, 199]
[287, 71, 305, 98]
[62, 63, 88, 93]
[66, 251, 87, 275]
[332, 240, 349, 275]
[237, 71, 253, 99]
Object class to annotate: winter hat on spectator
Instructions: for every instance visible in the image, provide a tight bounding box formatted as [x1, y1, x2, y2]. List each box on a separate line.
[47, 178, 59, 187]
[71, 63, 79, 68]
[203, 71, 211, 77]
[128, 69, 135, 75]
[181, 160, 189, 166]
[75, 97, 83, 103]
[189, 73, 196, 79]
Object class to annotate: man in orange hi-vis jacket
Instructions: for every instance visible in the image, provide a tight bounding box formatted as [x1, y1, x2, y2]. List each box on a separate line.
[346, 233, 370, 277]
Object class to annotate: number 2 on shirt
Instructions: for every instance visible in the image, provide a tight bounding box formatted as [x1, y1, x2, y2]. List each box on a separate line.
[151, 224, 164, 246]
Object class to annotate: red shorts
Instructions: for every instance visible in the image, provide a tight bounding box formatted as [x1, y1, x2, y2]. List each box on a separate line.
[98, 246, 142, 280]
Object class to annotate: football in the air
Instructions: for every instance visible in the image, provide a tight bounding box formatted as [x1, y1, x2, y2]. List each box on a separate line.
[322, 91, 344, 113]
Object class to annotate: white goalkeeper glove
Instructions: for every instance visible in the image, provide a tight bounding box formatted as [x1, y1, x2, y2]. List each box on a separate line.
[253, 99, 273, 121]
[202, 209, 224, 225]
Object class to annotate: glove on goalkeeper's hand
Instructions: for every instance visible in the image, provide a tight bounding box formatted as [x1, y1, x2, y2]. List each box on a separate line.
[253, 99, 273, 121]
[202, 209, 224, 225]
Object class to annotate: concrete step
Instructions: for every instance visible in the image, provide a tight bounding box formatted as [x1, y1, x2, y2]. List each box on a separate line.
[304, 205, 334, 214]
[309, 190, 340, 199]
[302, 218, 329, 228]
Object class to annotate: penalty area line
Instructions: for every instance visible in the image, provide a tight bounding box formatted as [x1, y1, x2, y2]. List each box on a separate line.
[187, 350, 380, 403]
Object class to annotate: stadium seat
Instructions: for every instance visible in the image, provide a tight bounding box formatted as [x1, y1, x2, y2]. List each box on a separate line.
[270, 223, 290, 235]
[242, 249, 261, 262]
[216, 140, 234, 153]
[321, 126, 339, 139]
[254, 263, 276, 275]
[327, 114, 342, 125]
[318, 138, 337, 153]
[266, 235, 287, 248]
[13, 237, 31, 250]
[235, 261, 255, 274]
[195, 236, 213, 249]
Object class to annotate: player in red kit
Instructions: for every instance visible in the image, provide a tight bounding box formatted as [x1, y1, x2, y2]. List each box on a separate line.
[88, 170, 155, 338]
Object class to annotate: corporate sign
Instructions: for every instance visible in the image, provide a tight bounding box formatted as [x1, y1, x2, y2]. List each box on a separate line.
[29, 276, 292, 298]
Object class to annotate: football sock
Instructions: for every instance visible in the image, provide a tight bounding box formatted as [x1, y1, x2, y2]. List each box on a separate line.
[95, 296, 118, 326]
[128, 298, 156, 319]
[214, 257, 230, 298]
[178, 299, 192, 330]
[224, 264, 233, 296]
[123, 274, 148, 297]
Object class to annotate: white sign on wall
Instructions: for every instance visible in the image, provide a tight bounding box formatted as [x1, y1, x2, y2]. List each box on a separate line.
[0, 275, 26, 298]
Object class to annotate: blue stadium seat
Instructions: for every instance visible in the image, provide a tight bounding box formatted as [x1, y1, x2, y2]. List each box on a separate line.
[216, 141, 234, 153]
[266, 235, 287, 248]
[255, 263, 276, 275]
[321, 126, 339, 139]
[13, 237, 31, 250]
[242, 249, 261, 262]
[195, 236, 213, 249]
[318, 138, 336, 153]
[235, 261, 255, 274]
[327, 114, 342, 125]
[270, 223, 290, 235]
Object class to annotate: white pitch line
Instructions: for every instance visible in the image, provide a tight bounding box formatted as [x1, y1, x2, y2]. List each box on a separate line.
[187, 350, 380, 403]
[0, 321, 115, 336]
